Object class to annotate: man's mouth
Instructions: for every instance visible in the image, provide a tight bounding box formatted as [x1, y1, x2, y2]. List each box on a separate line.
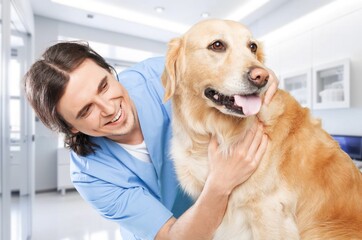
[204, 88, 262, 116]
[109, 108, 122, 124]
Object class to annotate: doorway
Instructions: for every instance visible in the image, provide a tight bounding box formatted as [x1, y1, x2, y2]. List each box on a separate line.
[1, 1, 34, 239]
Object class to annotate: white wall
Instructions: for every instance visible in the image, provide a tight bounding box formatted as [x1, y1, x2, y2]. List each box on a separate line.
[12, 0, 34, 33]
[33, 15, 167, 191]
[249, 0, 334, 38]
[249, 0, 362, 136]
[34, 16, 167, 59]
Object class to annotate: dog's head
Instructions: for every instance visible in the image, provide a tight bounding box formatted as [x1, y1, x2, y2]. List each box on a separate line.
[162, 19, 269, 118]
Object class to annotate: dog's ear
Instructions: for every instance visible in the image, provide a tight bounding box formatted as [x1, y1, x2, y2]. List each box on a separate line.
[162, 37, 183, 102]
[256, 41, 265, 63]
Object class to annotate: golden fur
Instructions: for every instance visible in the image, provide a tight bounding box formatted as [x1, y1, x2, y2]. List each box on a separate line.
[161, 19, 362, 240]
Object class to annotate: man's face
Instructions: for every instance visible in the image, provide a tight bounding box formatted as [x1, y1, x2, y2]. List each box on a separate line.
[57, 59, 138, 143]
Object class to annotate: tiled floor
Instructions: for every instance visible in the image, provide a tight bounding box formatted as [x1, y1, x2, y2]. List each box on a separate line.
[32, 190, 122, 240]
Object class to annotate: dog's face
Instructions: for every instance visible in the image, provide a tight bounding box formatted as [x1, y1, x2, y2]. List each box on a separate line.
[162, 19, 269, 118]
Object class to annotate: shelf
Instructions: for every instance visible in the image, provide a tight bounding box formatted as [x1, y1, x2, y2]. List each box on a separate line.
[312, 59, 350, 109]
[281, 69, 312, 108]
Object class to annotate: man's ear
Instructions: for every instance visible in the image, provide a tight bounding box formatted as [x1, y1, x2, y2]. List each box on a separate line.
[70, 127, 79, 134]
[161, 37, 183, 102]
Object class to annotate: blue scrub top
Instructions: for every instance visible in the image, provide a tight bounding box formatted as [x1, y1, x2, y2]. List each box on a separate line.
[70, 57, 193, 240]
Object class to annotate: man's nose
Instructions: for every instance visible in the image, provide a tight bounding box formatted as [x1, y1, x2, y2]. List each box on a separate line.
[96, 97, 114, 116]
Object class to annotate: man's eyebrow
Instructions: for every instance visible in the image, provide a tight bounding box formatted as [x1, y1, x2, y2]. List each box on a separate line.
[97, 76, 108, 94]
[76, 104, 91, 119]
[75, 76, 107, 119]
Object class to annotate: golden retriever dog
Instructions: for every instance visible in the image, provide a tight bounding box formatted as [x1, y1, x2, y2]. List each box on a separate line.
[161, 19, 362, 239]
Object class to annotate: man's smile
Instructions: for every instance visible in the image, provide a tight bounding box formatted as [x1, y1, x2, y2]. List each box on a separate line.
[110, 108, 122, 123]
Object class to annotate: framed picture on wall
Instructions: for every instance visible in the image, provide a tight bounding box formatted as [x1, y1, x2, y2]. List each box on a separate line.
[312, 59, 350, 109]
[281, 69, 312, 108]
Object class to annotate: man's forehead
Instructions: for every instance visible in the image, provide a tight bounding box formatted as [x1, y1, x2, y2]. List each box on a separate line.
[58, 59, 107, 117]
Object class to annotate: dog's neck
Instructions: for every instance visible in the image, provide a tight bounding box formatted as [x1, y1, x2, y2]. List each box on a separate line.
[171, 89, 311, 151]
[172, 93, 258, 148]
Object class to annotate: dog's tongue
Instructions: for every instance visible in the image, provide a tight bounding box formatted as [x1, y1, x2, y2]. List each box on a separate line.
[234, 95, 262, 116]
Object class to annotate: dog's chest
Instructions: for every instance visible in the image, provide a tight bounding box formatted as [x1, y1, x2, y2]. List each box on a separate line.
[173, 139, 300, 240]
[213, 182, 299, 240]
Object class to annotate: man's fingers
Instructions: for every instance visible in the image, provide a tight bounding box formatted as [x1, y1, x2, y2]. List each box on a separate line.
[252, 134, 268, 164]
[245, 124, 264, 160]
[208, 135, 219, 153]
[264, 69, 279, 105]
[264, 81, 277, 105]
[239, 122, 259, 152]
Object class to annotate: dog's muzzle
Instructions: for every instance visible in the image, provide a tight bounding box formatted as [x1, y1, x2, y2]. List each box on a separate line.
[204, 88, 262, 116]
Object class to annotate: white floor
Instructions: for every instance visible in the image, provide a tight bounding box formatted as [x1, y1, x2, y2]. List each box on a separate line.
[31, 190, 122, 240]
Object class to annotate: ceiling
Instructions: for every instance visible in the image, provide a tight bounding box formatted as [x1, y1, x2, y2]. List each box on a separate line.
[30, 0, 289, 43]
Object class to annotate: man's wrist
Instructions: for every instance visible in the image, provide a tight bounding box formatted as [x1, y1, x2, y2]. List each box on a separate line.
[204, 175, 233, 197]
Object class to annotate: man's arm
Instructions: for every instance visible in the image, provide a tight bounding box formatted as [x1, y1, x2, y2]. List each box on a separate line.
[157, 182, 229, 239]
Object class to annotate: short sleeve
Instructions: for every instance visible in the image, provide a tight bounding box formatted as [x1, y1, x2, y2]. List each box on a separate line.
[72, 173, 173, 240]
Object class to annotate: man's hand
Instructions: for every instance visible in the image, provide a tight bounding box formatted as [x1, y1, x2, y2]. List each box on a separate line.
[207, 121, 268, 194]
[264, 68, 279, 105]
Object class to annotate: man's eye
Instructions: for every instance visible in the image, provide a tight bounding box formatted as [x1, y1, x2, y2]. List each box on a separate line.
[81, 105, 91, 118]
[102, 81, 108, 91]
[208, 40, 226, 52]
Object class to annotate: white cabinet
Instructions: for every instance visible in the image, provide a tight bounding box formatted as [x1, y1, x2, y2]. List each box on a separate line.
[279, 59, 350, 109]
[312, 59, 350, 109]
[57, 148, 74, 195]
[281, 69, 312, 108]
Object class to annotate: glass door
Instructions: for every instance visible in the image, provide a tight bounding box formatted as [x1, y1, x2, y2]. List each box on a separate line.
[1, 0, 12, 239]
[9, 30, 33, 240]
[1, 1, 33, 239]
[0, 0, 3, 236]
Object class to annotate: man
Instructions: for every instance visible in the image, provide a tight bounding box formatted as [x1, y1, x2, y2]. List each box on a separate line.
[24, 41, 277, 239]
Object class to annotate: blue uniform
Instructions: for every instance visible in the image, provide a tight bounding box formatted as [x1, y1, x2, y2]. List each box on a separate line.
[70, 57, 193, 240]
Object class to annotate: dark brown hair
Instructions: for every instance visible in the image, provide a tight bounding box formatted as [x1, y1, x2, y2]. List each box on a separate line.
[24, 41, 115, 156]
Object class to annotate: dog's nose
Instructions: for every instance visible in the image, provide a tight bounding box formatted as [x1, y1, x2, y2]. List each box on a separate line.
[248, 67, 269, 88]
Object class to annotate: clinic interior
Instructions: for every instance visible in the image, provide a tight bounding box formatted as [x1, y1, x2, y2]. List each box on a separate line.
[1, 0, 362, 239]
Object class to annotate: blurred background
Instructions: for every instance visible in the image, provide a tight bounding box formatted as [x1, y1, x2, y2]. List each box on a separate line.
[1, 0, 362, 239]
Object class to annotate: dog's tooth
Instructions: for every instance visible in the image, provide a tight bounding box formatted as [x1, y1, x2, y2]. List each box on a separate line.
[214, 94, 219, 100]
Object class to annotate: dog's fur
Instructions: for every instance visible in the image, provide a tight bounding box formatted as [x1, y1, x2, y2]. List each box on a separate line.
[161, 19, 362, 240]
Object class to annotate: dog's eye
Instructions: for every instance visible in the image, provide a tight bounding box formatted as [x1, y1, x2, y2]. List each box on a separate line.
[249, 42, 258, 53]
[208, 41, 226, 52]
